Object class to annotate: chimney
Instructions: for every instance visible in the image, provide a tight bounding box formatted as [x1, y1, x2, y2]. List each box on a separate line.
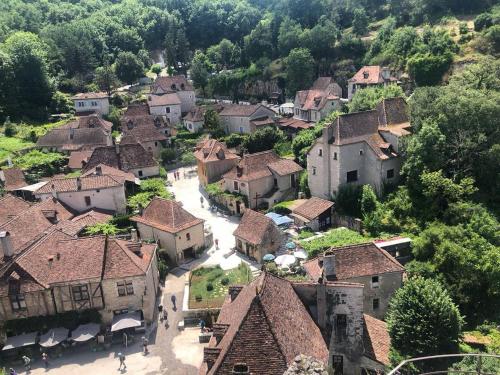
[51, 183, 57, 199]
[7, 156, 13, 168]
[76, 177, 82, 191]
[69, 128, 75, 140]
[131, 228, 138, 242]
[95, 165, 102, 176]
[115, 142, 120, 155]
[323, 252, 337, 281]
[228, 285, 243, 302]
[0, 231, 14, 258]
[236, 166, 243, 177]
[137, 203, 144, 216]
[381, 66, 391, 80]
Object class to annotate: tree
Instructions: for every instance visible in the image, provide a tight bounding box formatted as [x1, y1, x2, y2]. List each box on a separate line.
[243, 127, 287, 154]
[277, 17, 302, 55]
[94, 65, 119, 95]
[407, 52, 452, 86]
[360, 185, 378, 216]
[190, 51, 211, 96]
[85, 222, 119, 236]
[204, 109, 224, 138]
[285, 48, 315, 96]
[387, 277, 463, 371]
[352, 8, 369, 36]
[161, 148, 176, 164]
[474, 13, 494, 32]
[348, 85, 404, 112]
[114, 52, 144, 85]
[151, 64, 162, 74]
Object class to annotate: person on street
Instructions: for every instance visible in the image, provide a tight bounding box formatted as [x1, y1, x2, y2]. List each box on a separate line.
[171, 294, 176, 310]
[118, 352, 126, 370]
[215, 239, 219, 249]
[200, 319, 206, 332]
[42, 352, 49, 368]
[142, 337, 149, 355]
[22, 356, 31, 371]
[200, 196, 204, 207]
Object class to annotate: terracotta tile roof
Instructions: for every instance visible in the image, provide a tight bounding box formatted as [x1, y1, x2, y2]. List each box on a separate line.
[71, 92, 109, 100]
[0, 168, 27, 191]
[233, 209, 281, 245]
[183, 106, 205, 122]
[60, 115, 112, 133]
[0, 265, 45, 297]
[147, 93, 181, 107]
[312, 77, 339, 91]
[348, 66, 397, 85]
[223, 150, 301, 182]
[56, 209, 113, 236]
[0, 195, 31, 226]
[292, 197, 334, 221]
[35, 175, 122, 195]
[219, 104, 262, 117]
[131, 197, 203, 233]
[36, 128, 110, 150]
[194, 139, 239, 163]
[81, 164, 136, 184]
[204, 273, 328, 374]
[104, 239, 155, 279]
[363, 314, 391, 365]
[82, 143, 158, 172]
[120, 126, 167, 144]
[295, 89, 339, 111]
[250, 116, 275, 127]
[278, 117, 314, 130]
[68, 151, 93, 169]
[152, 75, 194, 93]
[120, 114, 169, 133]
[124, 103, 150, 117]
[303, 242, 404, 281]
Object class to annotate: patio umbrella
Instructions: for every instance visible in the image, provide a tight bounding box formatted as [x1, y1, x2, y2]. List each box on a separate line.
[111, 311, 142, 332]
[286, 242, 296, 250]
[275, 254, 296, 268]
[71, 323, 101, 342]
[262, 254, 276, 262]
[293, 249, 308, 259]
[39, 328, 69, 348]
[2, 332, 38, 351]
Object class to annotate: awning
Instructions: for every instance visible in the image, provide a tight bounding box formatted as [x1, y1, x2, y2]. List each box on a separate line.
[39, 328, 69, 348]
[111, 311, 142, 332]
[265, 212, 294, 227]
[71, 323, 101, 342]
[2, 332, 38, 351]
[14, 181, 47, 192]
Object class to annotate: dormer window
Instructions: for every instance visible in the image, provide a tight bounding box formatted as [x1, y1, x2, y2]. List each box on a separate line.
[180, 83, 185, 90]
[363, 71, 369, 79]
[171, 84, 177, 90]
[232, 363, 249, 374]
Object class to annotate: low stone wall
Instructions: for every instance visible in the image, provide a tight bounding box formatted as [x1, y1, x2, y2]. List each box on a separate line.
[332, 213, 363, 233]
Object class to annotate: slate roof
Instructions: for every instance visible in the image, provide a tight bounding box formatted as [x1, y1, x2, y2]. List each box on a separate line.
[131, 197, 204, 234]
[68, 151, 93, 169]
[147, 93, 181, 107]
[0, 168, 27, 191]
[81, 164, 136, 184]
[233, 210, 281, 245]
[82, 143, 158, 173]
[36, 128, 110, 150]
[223, 150, 302, 182]
[348, 66, 397, 84]
[0, 195, 31, 226]
[194, 139, 239, 163]
[219, 104, 262, 117]
[363, 314, 391, 365]
[292, 197, 334, 221]
[71, 92, 109, 100]
[152, 75, 194, 93]
[35, 175, 122, 195]
[303, 242, 404, 281]
[203, 272, 329, 375]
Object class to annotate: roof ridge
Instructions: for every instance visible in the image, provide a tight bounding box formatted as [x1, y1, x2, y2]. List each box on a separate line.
[111, 239, 147, 274]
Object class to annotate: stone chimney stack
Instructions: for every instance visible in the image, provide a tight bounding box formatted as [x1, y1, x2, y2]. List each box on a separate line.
[323, 252, 337, 281]
[0, 231, 14, 258]
[115, 142, 120, 155]
[381, 66, 391, 80]
[76, 177, 82, 191]
[131, 228, 138, 242]
[69, 127, 75, 140]
[51, 183, 57, 199]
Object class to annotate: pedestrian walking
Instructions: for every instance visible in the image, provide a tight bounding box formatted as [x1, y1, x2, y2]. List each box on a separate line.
[22, 355, 31, 371]
[42, 352, 49, 368]
[9, 368, 17, 375]
[200, 319, 206, 332]
[142, 336, 149, 355]
[200, 196, 204, 207]
[215, 238, 219, 249]
[118, 352, 126, 370]
[171, 294, 176, 310]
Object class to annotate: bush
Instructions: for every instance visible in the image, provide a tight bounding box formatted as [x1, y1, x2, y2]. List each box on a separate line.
[459, 22, 469, 35]
[161, 148, 176, 164]
[224, 133, 247, 148]
[3, 121, 16, 137]
[206, 283, 214, 292]
[335, 184, 362, 217]
[14, 150, 66, 177]
[151, 64, 162, 74]
[221, 277, 230, 286]
[158, 258, 169, 279]
[474, 13, 493, 32]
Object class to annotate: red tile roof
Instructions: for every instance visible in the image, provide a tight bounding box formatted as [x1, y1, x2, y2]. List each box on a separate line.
[303, 242, 404, 281]
[35, 175, 123, 195]
[83, 143, 158, 172]
[131, 197, 203, 234]
[123, 103, 150, 117]
[219, 104, 262, 117]
[60, 115, 112, 133]
[233, 209, 282, 245]
[348, 66, 397, 85]
[0, 168, 27, 191]
[292, 197, 334, 221]
[363, 314, 391, 365]
[295, 89, 339, 111]
[204, 273, 328, 375]
[68, 151, 93, 169]
[147, 93, 181, 107]
[0, 195, 31, 226]
[56, 209, 113, 236]
[152, 75, 194, 93]
[81, 164, 136, 184]
[278, 117, 314, 130]
[71, 92, 109, 100]
[103, 239, 155, 279]
[120, 126, 167, 144]
[194, 139, 239, 163]
[183, 106, 206, 122]
[268, 158, 303, 176]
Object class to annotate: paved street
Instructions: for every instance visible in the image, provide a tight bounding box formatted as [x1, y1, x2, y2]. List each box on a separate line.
[7, 169, 256, 375]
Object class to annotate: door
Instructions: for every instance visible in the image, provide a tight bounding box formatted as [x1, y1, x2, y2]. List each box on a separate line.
[291, 174, 296, 188]
[332, 355, 343, 375]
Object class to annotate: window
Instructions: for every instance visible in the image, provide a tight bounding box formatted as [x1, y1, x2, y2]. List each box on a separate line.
[186, 233, 191, 241]
[346, 170, 358, 183]
[96, 189, 100, 193]
[359, 149, 363, 155]
[273, 178, 278, 187]
[371, 275, 379, 288]
[387, 169, 394, 179]
[10, 294, 26, 311]
[72, 285, 89, 302]
[138, 170, 143, 177]
[91, 101, 97, 107]
[117, 281, 134, 297]
[335, 314, 347, 343]
[155, 142, 158, 146]
[188, 123, 192, 129]
[165, 107, 170, 114]
[78, 102, 84, 107]
[233, 181, 239, 190]
[333, 152, 337, 160]
[312, 167, 316, 175]
[373, 298, 380, 310]
[318, 148, 323, 157]
[239, 126, 243, 133]
[84, 196, 91, 206]
[232, 363, 249, 374]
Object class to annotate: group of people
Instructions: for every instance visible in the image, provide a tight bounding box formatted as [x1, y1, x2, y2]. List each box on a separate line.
[172, 170, 182, 180]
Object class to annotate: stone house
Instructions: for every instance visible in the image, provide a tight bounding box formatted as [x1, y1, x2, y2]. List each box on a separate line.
[122, 103, 173, 136]
[71, 92, 110, 115]
[200, 272, 391, 375]
[81, 164, 139, 194]
[120, 126, 168, 159]
[278, 117, 314, 139]
[294, 77, 342, 123]
[194, 139, 240, 186]
[34, 175, 127, 214]
[307, 97, 411, 199]
[147, 93, 182, 125]
[83, 143, 160, 179]
[0, 168, 27, 192]
[36, 115, 113, 153]
[291, 197, 334, 231]
[0, 232, 158, 325]
[219, 104, 276, 134]
[347, 66, 398, 101]
[302, 242, 405, 320]
[223, 150, 303, 209]
[131, 198, 205, 265]
[183, 106, 205, 133]
[151, 75, 196, 113]
[232, 209, 284, 262]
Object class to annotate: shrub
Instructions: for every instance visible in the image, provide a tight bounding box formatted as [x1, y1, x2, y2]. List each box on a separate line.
[459, 22, 469, 35]
[206, 283, 214, 292]
[474, 13, 493, 32]
[161, 148, 176, 164]
[151, 64, 162, 74]
[221, 277, 230, 286]
[158, 258, 169, 279]
[335, 184, 362, 217]
[3, 121, 16, 137]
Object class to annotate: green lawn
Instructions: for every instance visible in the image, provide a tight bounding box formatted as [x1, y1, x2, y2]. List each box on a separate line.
[0, 136, 33, 162]
[189, 264, 252, 309]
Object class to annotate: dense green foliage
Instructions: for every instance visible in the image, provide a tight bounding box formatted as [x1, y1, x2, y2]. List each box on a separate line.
[300, 228, 373, 258]
[348, 85, 404, 112]
[127, 178, 173, 210]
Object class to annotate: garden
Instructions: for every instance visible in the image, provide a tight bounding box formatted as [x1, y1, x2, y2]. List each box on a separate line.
[188, 263, 252, 309]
